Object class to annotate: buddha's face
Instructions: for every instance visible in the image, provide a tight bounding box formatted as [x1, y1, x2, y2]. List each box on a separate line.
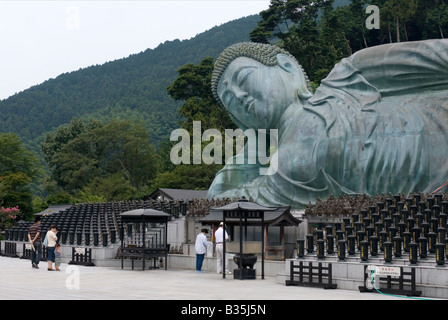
[217, 54, 309, 130]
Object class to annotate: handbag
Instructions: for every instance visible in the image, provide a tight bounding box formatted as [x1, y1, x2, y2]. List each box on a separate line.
[43, 233, 48, 247]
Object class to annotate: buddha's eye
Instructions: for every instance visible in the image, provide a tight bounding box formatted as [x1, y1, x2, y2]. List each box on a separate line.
[237, 69, 253, 87]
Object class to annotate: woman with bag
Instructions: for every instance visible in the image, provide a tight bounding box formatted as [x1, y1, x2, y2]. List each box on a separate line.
[45, 225, 58, 271]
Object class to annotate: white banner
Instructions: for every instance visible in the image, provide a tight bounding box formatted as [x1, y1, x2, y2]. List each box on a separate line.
[375, 266, 401, 277]
[75, 247, 85, 255]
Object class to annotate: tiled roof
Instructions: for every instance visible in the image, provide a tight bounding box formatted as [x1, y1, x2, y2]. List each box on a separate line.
[149, 188, 208, 201]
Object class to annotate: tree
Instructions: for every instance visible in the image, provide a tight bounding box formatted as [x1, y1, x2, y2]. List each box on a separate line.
[309, 2, 352, 83]
[167, 57, 235, 134]
[425, 0, 448, 39]
[41, 118, 103, 188]
[0, 133, 41, 217]
[250, 0, 296, 43]
[76, 173, 137, 202]
[46, 190, 74, 205]
[381, 0, 417, 42]
[0, 206, 20, 231]
[42, 119, 160, 198]
[346, 0, 372, 50]
[150, 164, 222, 191]
[90, 120, 160, 189]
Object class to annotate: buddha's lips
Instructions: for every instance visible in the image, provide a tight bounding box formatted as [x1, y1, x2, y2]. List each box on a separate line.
[245, 97, 255, 112]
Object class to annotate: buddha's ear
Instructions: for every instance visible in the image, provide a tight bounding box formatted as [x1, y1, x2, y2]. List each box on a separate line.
[276, 54, 313, 100]
[277, 54, 299, 74]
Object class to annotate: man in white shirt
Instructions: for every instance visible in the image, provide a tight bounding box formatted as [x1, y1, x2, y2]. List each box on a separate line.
[214, 222, 231, 274]
[195, 228, 208, 272]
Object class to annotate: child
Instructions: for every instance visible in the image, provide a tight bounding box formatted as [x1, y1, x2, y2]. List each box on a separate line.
[46, 225, 58, 271]
[54, 243, 62, 271]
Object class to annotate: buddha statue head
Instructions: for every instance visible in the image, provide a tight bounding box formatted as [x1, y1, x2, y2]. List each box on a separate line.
[211, 42, 313, 130]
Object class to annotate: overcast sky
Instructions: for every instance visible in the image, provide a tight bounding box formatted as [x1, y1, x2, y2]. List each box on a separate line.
[0, 0, 270, 100]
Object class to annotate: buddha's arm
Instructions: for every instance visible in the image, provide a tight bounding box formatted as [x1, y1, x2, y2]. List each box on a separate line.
[348, 39, 448, 96]
[208, 162, 262, 195]
[207, 140, 265, 198]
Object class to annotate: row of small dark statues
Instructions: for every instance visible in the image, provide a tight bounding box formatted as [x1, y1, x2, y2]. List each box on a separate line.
[300, 192, 448, 266]
[304, 192, 448, 217]
[152, 193, 448, 218]
[149, 197, 254, 217]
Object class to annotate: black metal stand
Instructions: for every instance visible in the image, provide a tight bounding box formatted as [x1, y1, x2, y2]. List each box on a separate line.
[285, 261, 337, 289]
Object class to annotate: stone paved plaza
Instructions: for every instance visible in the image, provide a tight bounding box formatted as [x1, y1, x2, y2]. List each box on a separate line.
[0, 256, 416, 301]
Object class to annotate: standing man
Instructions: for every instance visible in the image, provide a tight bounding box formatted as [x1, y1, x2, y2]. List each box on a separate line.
[195, 228, 208, 272]
[214, 222, 231, 275]
[28, 216, 42, 269]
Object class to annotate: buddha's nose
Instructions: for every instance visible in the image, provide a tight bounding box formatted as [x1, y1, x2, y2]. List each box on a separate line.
[235, 89, 248, 103]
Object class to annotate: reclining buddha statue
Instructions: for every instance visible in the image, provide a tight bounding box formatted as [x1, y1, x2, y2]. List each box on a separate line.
[207, 40, 448, 209]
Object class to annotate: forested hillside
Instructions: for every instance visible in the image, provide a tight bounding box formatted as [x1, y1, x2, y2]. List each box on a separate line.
[0, 15, 261, 151]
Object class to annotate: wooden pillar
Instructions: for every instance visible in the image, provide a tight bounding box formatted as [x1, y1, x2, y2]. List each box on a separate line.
[265, 224, 269, 260]
[280, 225, 285, 260]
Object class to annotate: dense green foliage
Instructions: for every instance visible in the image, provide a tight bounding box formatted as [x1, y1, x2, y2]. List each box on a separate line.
[0, 133, 41, 217]
[167, 57, 235, 134]
[41, 119, 159, 201]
